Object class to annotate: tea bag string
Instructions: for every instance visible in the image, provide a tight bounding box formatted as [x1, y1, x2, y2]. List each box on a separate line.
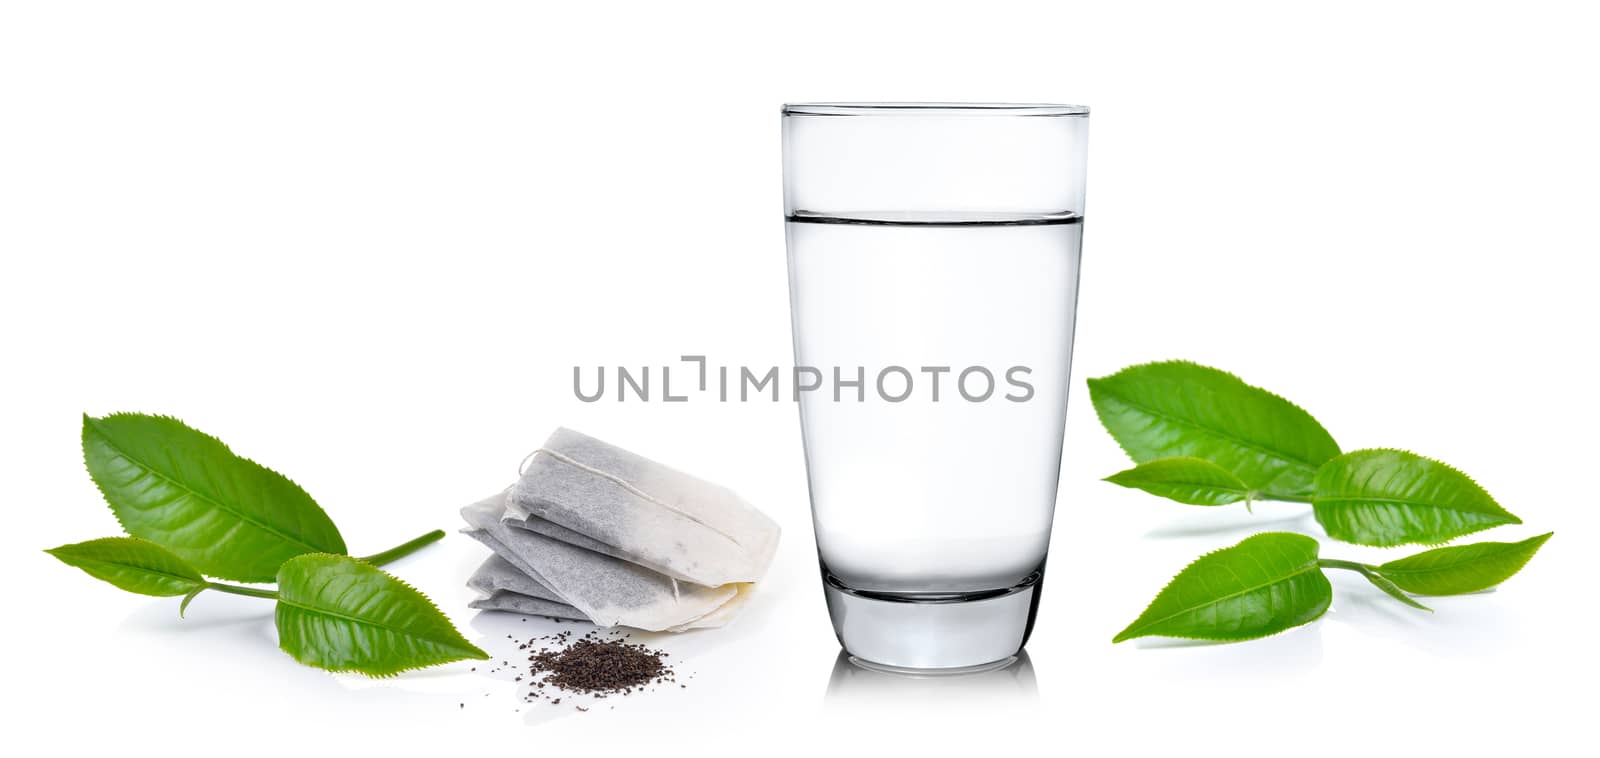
[519, 448, 746, 549]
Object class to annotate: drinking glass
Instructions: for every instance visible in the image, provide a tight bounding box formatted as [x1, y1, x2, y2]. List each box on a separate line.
[783, 102, 1088, 669]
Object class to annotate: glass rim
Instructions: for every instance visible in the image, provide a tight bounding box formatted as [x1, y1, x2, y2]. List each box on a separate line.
[782, 102, 1088, 117]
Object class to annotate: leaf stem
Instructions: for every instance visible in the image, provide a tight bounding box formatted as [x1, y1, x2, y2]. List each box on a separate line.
[175, 531, 447, 611]
[1317, 558, 1432, 612]
[203, 581, 278, 600]
[357, 529, 446, 566]
[1316, 558, 1374, 572]
[176, 530, 446, 609]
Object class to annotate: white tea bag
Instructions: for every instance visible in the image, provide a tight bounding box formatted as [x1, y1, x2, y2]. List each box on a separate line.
[505, 513, 635, 565]
[461, 532, 597, 621]
[467, 554, 568, 604]
[504, 427, 780, 588]
[470, 591, 588, 621]
[461, 493, 738, 631]
[665, 582, 755, 632]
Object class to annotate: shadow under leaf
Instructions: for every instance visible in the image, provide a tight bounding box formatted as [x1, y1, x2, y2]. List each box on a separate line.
[1143, 510, 1316, 539]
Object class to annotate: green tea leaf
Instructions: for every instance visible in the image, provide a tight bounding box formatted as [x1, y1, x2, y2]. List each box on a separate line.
[275, 554, 488, 677]
[1113, 532, 1332, 643]
[45, 537, 205, 597]
[1312, 449, 1520, 547]
[1376, 532, 1552, 595]
[82, 413, 346, 582]
[1105, 457, 1254, 506]
[1088, 361, 1340, 497]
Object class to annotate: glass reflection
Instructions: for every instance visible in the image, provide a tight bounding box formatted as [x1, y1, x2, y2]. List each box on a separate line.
[824, 650, 1037, 708]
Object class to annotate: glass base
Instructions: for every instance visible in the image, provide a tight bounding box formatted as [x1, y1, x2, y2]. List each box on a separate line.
[821, 570, 1044, 670]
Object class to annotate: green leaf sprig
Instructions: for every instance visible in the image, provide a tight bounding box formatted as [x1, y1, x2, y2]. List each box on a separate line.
[1091, 361, 1523, 546]
[47, 413, 486, 676]
[1094, 361, 1555, 644]
[1114, 532, 1552, 643]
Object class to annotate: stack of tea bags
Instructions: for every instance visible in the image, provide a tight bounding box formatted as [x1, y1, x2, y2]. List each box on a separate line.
[461, 427, 780, 632]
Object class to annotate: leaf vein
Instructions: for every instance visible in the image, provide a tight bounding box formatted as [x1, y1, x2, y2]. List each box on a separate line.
[277, 597, 470, 650]
[1100, 391, 1323, 471]
[1124, 562, 1321, 638]
[94, 428, 326, 555]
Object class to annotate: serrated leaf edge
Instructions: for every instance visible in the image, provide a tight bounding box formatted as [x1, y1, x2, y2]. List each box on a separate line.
[1375, 532, 1552, 594]
[1104, 457, 1253, 505]
[1312, 447, 1522, 547]
[44, 536, 206, 593]
[275, 554, 488, 678]
[1087, 360, 1339, 471]
[1112, 532, 1326, 643]
[81, 413, 347, 573]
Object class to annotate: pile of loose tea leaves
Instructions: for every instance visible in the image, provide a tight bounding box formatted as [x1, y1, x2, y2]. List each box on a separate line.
[519, 629, 681, 707]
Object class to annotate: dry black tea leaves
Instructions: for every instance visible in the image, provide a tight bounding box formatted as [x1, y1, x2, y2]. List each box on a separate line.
[515, 629, 681, 708]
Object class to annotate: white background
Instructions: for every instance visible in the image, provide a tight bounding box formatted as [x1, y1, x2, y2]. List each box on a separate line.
[3, 1, 1597, 755]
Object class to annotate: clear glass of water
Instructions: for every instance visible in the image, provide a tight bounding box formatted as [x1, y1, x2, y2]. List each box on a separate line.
[783, 102, 1089, 670]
